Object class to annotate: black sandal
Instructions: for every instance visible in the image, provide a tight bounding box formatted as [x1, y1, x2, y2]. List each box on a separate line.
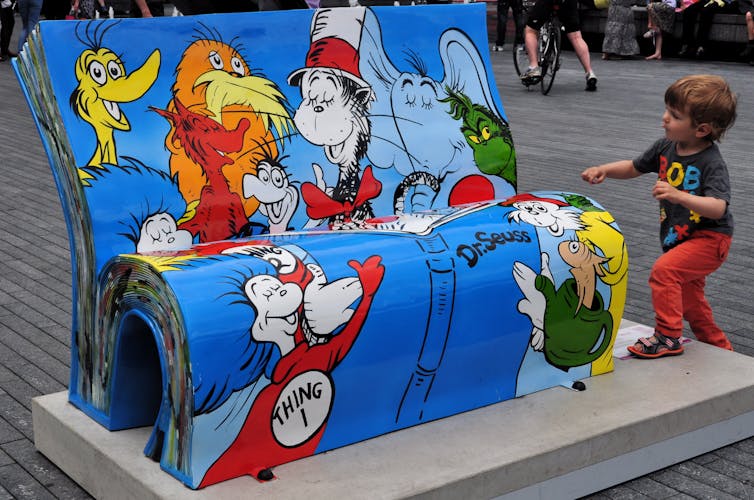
[627, 331, 684, 359]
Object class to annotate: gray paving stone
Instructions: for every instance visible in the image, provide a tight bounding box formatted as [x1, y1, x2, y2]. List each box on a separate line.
[0, 319, 72, 368]
[0, 417, 23, 446]
[0, 484, 13, 500]
[620, 476, 686, 499]
[734, 438, 754, 456]
[1, 440, 92, 500]
[652, 468, 741, 500]
[0, 343, 68, 391]
[712, 445, 754, 469]
[0, 392, 35, 440]
[704, 456, 754, 489]
[0, 463, 57, 500]
[692, 452, 721, 466]
[0, 449, 12, 468]
[587, 484, 652, 499]
[672, 460, 752, 498]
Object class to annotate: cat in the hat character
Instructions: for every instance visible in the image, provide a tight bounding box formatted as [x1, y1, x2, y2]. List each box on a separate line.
[288, 8, 382, 229]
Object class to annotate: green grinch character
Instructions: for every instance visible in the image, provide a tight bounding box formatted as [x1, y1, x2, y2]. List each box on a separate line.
[441, 86, 516, 188]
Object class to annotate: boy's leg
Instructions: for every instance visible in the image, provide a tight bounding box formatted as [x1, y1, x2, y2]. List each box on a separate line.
[649, 231, 731, 341]
[682, 277, 732, 350]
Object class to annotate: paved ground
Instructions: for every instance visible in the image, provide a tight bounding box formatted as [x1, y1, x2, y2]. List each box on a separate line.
[0, 15, 753, 499]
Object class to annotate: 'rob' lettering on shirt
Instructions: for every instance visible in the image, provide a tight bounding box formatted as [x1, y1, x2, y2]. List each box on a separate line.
[658, 155, 701, 195]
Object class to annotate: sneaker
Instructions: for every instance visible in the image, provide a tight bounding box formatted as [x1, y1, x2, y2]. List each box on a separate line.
[521, 66, 542, 81]
[739, 44, 754, 60]
[678, 44, 694, 58]
[515, 44, 525, 54]
[585, 71, 597, 91]
[493, 45, 504, 52]
[642, 29, 656, 39]
[695, 46, 705, 58]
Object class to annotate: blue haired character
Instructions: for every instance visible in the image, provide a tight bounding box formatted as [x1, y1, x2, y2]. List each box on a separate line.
[83, 158, 193, 270]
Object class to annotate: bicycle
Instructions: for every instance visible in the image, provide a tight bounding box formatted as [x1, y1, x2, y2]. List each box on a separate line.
[513, 0, 563, 95]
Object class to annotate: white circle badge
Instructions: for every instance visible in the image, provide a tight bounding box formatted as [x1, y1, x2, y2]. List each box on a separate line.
[272, 370, 334, 448]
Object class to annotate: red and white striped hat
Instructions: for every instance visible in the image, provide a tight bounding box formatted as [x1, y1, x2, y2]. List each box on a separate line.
[288, 7, 370, 90]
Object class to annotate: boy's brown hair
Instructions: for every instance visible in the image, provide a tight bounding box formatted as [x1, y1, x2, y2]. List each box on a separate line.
[664, 74, 737, 142]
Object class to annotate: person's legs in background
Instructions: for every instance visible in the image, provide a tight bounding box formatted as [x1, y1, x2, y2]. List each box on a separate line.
[566, 30, 597, 90]
[495, 0, 512, 50]
[1, 1, 16, 60]
[511, 0, 525, 48]
[678, 0, 702, 56]
[739, 3, 754, 64]
[17, 0, 43, 53]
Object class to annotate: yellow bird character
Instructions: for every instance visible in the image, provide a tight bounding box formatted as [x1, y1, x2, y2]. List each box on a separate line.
[70, 22, 160, 181]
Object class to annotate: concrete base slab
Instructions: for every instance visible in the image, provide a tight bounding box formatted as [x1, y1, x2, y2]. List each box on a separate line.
[33, 322, 754, 499]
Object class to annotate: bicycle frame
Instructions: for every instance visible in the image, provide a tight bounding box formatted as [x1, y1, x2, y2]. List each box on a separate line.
[514, 0, 563, 95]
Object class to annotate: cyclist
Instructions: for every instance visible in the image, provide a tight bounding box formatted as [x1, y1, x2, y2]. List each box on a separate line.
[520, 0, 598, 91]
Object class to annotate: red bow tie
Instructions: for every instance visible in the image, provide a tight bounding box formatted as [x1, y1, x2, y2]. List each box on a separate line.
[301, 166, 383, 222]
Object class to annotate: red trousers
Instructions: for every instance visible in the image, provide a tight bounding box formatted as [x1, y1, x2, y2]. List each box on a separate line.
[649, 230, 732, 350]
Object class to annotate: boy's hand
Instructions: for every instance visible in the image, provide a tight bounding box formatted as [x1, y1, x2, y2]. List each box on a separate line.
[581, 166, 606, 184]
[652, 180, 683, 204]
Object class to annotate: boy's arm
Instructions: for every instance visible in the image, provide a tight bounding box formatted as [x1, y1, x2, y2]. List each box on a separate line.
[581, 160, 642, 184]
[652, 181, 728, 220]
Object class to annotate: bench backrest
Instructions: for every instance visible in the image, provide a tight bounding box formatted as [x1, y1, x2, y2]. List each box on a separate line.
[33, 4, 515, 254]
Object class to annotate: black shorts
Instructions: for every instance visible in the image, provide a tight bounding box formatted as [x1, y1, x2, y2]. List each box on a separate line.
[526, 0, 581, 33]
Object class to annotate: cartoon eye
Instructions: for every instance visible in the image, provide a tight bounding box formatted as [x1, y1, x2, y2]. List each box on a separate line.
[468, 135, 480, 144]
[481, 127, 491, 140]
[271, 168, 285, 188]
[230, 56, 245, 76]
[208, 51, 223, 70]
[258, 170, 270, 183]
[145, 216, 169, 242]
[88, 61, 107, 85]
[568, 241, 581, 254]
[421, 96, 433, 110]
[107, 60, 123, 80]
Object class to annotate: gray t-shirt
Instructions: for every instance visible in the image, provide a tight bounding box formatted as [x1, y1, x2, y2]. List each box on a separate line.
[633, 138, 733, 251]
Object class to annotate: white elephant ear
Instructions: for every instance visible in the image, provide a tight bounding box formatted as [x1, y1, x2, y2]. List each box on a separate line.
[438, 28, 504, 120]
[359, 8, 405, 170]
[360, 9, 400, 99]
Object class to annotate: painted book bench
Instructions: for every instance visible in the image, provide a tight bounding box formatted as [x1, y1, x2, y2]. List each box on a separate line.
[13, 3, 628, 490]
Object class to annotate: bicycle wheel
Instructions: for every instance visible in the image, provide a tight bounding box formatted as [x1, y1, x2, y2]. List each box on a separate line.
[540, 22, 561, 95]
[512, 43, 529, 77]
[514, 2, 534, 78]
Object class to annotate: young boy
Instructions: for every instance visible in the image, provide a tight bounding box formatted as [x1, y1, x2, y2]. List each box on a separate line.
[581, 74, 737, 359]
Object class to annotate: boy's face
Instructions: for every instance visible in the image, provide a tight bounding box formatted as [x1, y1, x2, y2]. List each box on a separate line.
[662, 105, 708, 144]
